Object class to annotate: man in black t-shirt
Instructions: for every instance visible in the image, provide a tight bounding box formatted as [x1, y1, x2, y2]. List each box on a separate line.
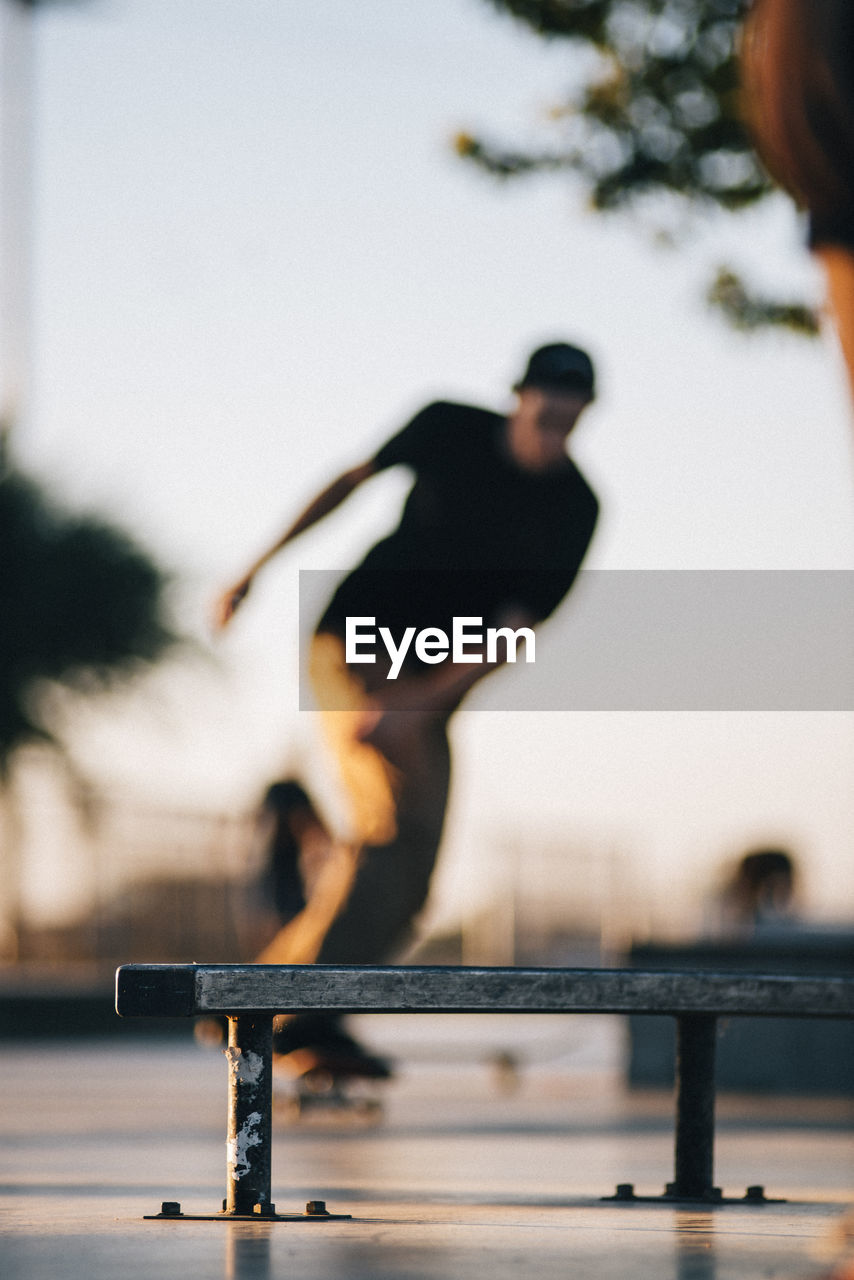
[318, 397, 597, 651]
[215, 342, 599, 1074]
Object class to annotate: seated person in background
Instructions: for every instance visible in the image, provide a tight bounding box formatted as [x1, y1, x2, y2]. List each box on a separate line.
[714, 847, 799, 937]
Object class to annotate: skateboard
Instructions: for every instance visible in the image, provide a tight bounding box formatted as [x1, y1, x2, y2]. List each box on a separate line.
[273, 1046, 388, 1125]
[194, 1017, 389, 1123]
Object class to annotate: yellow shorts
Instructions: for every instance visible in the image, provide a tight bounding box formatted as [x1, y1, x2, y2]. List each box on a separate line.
[309, 632, 400, 846]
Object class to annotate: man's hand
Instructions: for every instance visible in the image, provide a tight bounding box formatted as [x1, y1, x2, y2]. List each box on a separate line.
[212, 576, 252, 631]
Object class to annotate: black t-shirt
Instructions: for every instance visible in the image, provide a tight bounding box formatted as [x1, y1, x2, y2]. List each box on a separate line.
[806, 0, 854, 250]
[317, 401, 598, 656]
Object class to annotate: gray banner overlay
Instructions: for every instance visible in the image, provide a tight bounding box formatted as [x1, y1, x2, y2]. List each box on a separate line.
[298, 570, 854, 711]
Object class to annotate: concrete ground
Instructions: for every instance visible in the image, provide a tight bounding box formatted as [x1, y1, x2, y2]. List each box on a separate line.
[2, 1014, 853, 1279]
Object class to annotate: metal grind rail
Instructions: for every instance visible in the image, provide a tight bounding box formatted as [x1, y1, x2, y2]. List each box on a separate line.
[115, 963, 854, 1221]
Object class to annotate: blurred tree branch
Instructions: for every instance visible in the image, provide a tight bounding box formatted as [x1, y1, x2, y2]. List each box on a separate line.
[460, 0, 820, 335]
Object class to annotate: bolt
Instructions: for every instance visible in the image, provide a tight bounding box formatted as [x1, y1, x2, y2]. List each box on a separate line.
[745, 1185, 766, 1202]
[160, 1202, 182, 1217]
[305, 1200, 329, 1216]
[614, 1184, 635, 1201]
[253, 1202, 276, 1217]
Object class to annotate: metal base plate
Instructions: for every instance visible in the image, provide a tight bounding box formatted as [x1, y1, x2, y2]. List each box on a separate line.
[145, 1200, 351, 1221]
[603, 1184, 785, 1206]
[144, 1211, 352, 1221]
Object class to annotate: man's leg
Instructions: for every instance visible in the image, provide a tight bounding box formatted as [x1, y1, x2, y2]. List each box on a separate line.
[259, 638, 453, 1072]
[264, 713, 453, 967]
[313, 716, 452, 964]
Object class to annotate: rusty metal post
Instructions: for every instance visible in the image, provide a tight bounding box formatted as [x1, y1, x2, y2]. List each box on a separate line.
[669, 1014, 720, 1201]
[224, 1014, 274, 1216]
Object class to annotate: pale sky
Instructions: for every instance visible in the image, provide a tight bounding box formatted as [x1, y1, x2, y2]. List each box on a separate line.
[5, 0, 854, 931]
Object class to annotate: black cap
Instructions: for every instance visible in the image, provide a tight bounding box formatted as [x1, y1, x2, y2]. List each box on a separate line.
[515, 342, 595, 397]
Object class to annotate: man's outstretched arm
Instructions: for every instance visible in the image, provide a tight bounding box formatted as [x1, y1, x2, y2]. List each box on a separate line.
[212, 460, 376, 629]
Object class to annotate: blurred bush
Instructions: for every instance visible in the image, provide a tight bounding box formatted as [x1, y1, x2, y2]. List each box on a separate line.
[0, 441, 179, 772]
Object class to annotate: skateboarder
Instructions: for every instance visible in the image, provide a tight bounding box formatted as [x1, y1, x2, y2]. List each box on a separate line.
[214, 342, 600, 1079]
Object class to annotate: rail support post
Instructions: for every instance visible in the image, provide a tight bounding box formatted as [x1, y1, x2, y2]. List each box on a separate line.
[224, 1014, 274, 1215]
[668, 1013, 720, 1201]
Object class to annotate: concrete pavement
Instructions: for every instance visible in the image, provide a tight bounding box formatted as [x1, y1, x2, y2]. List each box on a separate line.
[2, 1014, 852, 1279]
